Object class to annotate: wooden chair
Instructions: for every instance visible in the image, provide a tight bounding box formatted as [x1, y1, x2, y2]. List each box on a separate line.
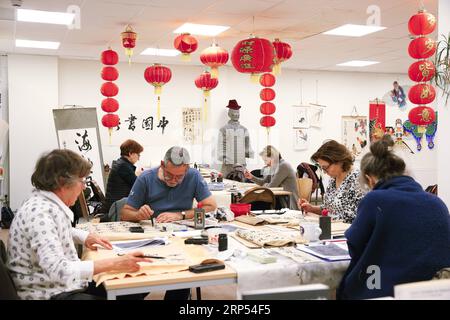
[238, 186, 276, 210]
[296, 178, 313, 203]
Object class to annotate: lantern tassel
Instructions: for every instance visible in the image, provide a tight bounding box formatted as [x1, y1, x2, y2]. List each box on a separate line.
[154, 86, 162, 95]
[210, 67, 219, 79]
[125, 48, 133, 65]
[157, 95, 161, 121]
[266, 127, 271, 145]
[181, 53, 191, 62]
[203, 96, 208, 123]
[108, 128, 113, 144]
[250, 73, 260, 83]
[272, 63, 281, 75]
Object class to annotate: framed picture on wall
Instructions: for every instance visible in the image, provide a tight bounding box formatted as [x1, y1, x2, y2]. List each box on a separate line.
[292, 106, 310, 128]
[182, 107, 202, 144]
[341, 116, 369, 160]
[309, 106, 324, 128]
[293, 128, 309, 150]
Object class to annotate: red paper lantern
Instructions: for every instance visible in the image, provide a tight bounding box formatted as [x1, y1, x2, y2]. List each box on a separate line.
[272, 38, 292, 74]
[101, 66, 119, 81]
[101, 98, 119, 113]
[195, 71, 218, 97]
[260, 88, 276, 101]
[408, 83, 436, 105]
[408, 106, 436, 126]
[260, 116, 276, 127]
[100, 82, 119, 97]
[200, 43, 229, 79]
[260, 102, 276, 115]
[408, 10, 436, 36]
[231, 37, 275, 81]
[101, 113, 120, 128]
[259, 73, 276, 87]
[121, 25, 137, 64]
[101, 49, 119, 65]
[144, 64, 172, 95]
[408, 37, 437, 59]
[174, 33, 198, 61]
[408, 60, 435, 82]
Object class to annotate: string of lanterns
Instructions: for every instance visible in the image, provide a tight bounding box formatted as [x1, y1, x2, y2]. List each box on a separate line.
[259, 73, 276, 141]
[100, 48, 120, 142]
[406, 9, 437, 150]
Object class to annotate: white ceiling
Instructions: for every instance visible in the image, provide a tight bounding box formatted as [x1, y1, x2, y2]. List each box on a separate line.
[0, 0, 439, 73]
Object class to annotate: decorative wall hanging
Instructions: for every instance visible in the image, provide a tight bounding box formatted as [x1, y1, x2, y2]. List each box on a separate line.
[258, 72, 276, 142]
[174, 33, 198, 61]
[231, 36, 275, 82]
[292, 106, 309, 128]
[369, 100, 386, 142]
[293, 128, 308, 151]
[121, 25, 137, 64]
[407, 8, 437, 137]
[144, 64, 172, 120]
[272, 38, 292, 75]
[200, 43, 229, 79]
[403, 111, 437, 151]
[382, 82, 410, 109]
[194, 71, 218, 122]
[182, 107, 202, 144]
[341, 115, 369, 160]
[393, 119, 414, 154]
[100, 48, 120, 141]
[309, 106, 324, 128]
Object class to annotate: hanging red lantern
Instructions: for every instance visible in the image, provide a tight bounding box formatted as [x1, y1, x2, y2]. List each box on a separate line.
[260, 102, 276, 115]
[272, 38, 292, 74]
[408, 83, 436, 105]
[101, 66, 119, 81]
[260, 88, 276, 101]
[101, 98, 119, 113]
[200, 43, 229, 79]
[260, 116, 276, 127]
[195, 71, 218, 97]
[259, 73, 276, 87]
[408, 37, 437, 59]
[231, 37, 275, 82]
[174, 33, 198, 61]
[100, 82, 119, 97]
[408, 60, 435, 82]
[195, 71, 218, 122]
[121, 25, 137, 64]
[408, 106, 436, 126]
[101, 49, 119, 65]
[102, 113, 120, 128]
[408, 10, 436, 36]
[144, 64, 172, 120]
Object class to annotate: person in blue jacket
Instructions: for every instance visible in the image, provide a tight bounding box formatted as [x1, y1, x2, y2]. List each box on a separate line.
[338, 134, 450, 299]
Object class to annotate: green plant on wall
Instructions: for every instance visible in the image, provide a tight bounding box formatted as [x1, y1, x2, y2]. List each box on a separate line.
[433, 33, 450, 105]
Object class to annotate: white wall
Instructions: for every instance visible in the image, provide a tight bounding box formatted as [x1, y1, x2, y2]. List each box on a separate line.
[8, 54, 59, 210]
[437, 0, 450, 207]
[58, 58, 437, 187]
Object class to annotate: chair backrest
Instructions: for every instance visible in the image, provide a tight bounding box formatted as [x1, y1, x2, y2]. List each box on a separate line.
[250, 169, 262, 178]
[89, 180, 106, 203]
[239, 284, 330, 300]
[0, 240, 20, 300]
[297, 178, 313, 202]
[107, 197, 128, 222]
[296, 163, 325, 195]
[239, 187, 276, 210]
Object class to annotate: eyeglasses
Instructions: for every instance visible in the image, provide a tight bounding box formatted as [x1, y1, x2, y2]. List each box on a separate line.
[318, 163, 332, 172]
[162, 168, 186, 182]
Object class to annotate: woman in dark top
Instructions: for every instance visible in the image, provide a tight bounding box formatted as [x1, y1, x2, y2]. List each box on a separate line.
[104, 139, 143, 212]
[338, 135, 450, 299]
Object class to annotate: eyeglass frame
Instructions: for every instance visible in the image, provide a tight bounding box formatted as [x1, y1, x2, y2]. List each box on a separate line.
[161, 165, 188, 183]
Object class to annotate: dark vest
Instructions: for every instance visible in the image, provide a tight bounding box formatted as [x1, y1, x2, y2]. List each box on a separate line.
[104, 157, 136, 212]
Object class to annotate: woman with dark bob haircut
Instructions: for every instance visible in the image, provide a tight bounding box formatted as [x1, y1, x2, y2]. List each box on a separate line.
[7, 149, 150, 300]
[338, 135, 450, 299]
[298, 140, 365, 223]
[104, 139, 144, 212]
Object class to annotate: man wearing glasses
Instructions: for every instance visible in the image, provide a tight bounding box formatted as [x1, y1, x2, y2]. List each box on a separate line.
[121, 146, 217, 223]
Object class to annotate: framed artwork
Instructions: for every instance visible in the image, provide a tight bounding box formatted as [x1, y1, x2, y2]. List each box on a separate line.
[292, 106, 310, 128]
[309, 106, 324, 128]
[341, 116, 369, 159]
[182, 107, 202, 144]
[293, 129, 309, 150]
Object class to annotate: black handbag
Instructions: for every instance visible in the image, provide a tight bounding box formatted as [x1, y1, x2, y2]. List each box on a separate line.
[1, 196, 14, 229]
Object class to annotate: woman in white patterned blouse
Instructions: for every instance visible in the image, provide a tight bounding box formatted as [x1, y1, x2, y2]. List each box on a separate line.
[7, 149, 150, 300]
[298, 140, 365, 223]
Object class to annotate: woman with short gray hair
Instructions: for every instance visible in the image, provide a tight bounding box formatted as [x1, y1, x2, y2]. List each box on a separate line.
[7, 149, 150, 300]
